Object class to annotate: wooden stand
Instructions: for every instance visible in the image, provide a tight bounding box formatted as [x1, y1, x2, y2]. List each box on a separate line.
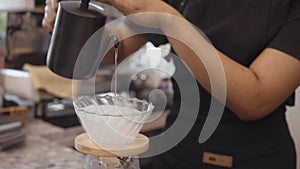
[75, 133, 149, 157]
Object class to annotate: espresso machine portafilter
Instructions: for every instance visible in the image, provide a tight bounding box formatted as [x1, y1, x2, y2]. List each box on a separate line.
[47, 0, 119, 79]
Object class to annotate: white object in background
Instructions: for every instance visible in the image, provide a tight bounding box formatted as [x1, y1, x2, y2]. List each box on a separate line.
[0, 69, 40, 102]
[286, 87, 300, 169]
[0, 0, 34, 11]
[120, 42, 176, 78]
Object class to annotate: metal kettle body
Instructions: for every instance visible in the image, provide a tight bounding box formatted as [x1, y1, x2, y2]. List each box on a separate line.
[47, 0, 107, 79]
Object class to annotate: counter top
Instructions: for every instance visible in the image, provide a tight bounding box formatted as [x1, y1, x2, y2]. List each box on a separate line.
[0, 110, 169, 169]
[0, 120, 86, 169]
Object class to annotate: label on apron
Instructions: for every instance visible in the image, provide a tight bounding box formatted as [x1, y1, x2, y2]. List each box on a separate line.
[203, 152, 233, 168]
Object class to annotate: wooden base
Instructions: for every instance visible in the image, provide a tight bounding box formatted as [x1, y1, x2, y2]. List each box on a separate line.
[75, 133, 149, 157]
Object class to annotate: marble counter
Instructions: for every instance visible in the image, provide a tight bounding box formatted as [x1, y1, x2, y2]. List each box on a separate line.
[0, 120, 86, 169]
[0, 110, 169, 169]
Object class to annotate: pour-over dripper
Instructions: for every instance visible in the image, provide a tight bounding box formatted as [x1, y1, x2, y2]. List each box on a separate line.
[74, 95, 154, 146]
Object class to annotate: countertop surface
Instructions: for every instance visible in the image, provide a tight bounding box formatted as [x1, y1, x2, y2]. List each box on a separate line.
[0, 120, 86, 169]
[0, 110, 169, 169]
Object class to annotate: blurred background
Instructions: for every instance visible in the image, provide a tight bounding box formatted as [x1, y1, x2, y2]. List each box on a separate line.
[0, 1, 299, 169]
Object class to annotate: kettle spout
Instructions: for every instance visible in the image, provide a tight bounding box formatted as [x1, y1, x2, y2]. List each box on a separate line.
[107, 33, 120, 49]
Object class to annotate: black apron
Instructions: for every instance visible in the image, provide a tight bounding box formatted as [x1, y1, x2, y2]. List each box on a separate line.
[150, 0, 298, 168]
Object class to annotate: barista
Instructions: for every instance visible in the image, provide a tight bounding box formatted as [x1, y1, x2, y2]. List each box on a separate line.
[43, 0, 300, 168]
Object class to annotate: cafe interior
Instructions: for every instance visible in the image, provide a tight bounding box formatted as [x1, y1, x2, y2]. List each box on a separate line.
[0, 1, 299, 169]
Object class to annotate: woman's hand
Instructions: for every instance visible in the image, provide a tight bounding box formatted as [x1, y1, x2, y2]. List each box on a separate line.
[42, 0, 60, 32]
[98, 0, 181, 28]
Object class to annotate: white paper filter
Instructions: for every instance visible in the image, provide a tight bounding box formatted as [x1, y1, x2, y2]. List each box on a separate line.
[74, 96, 153, 146]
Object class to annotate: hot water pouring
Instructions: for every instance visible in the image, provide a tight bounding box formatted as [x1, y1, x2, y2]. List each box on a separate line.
[46, 1, 153, 168]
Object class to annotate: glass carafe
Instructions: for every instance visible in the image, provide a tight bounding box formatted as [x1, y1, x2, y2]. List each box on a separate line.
[85, 155, 140, 169]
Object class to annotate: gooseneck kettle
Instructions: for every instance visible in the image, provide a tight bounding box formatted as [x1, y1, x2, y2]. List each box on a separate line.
[47, 0, 118, 79]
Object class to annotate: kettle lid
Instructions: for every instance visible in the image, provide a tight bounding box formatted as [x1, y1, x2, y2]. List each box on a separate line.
[60, 1, 106, 18]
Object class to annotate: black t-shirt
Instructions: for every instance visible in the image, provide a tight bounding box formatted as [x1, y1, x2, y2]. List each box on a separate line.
[141, 0, 300, 169]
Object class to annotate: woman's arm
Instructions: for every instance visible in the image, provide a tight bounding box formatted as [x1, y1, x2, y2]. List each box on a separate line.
[99, 0, 300, 121]
[169, 33, 300, 121]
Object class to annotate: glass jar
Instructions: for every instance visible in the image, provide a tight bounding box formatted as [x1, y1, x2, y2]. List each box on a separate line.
[84, 155, 141, 169]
